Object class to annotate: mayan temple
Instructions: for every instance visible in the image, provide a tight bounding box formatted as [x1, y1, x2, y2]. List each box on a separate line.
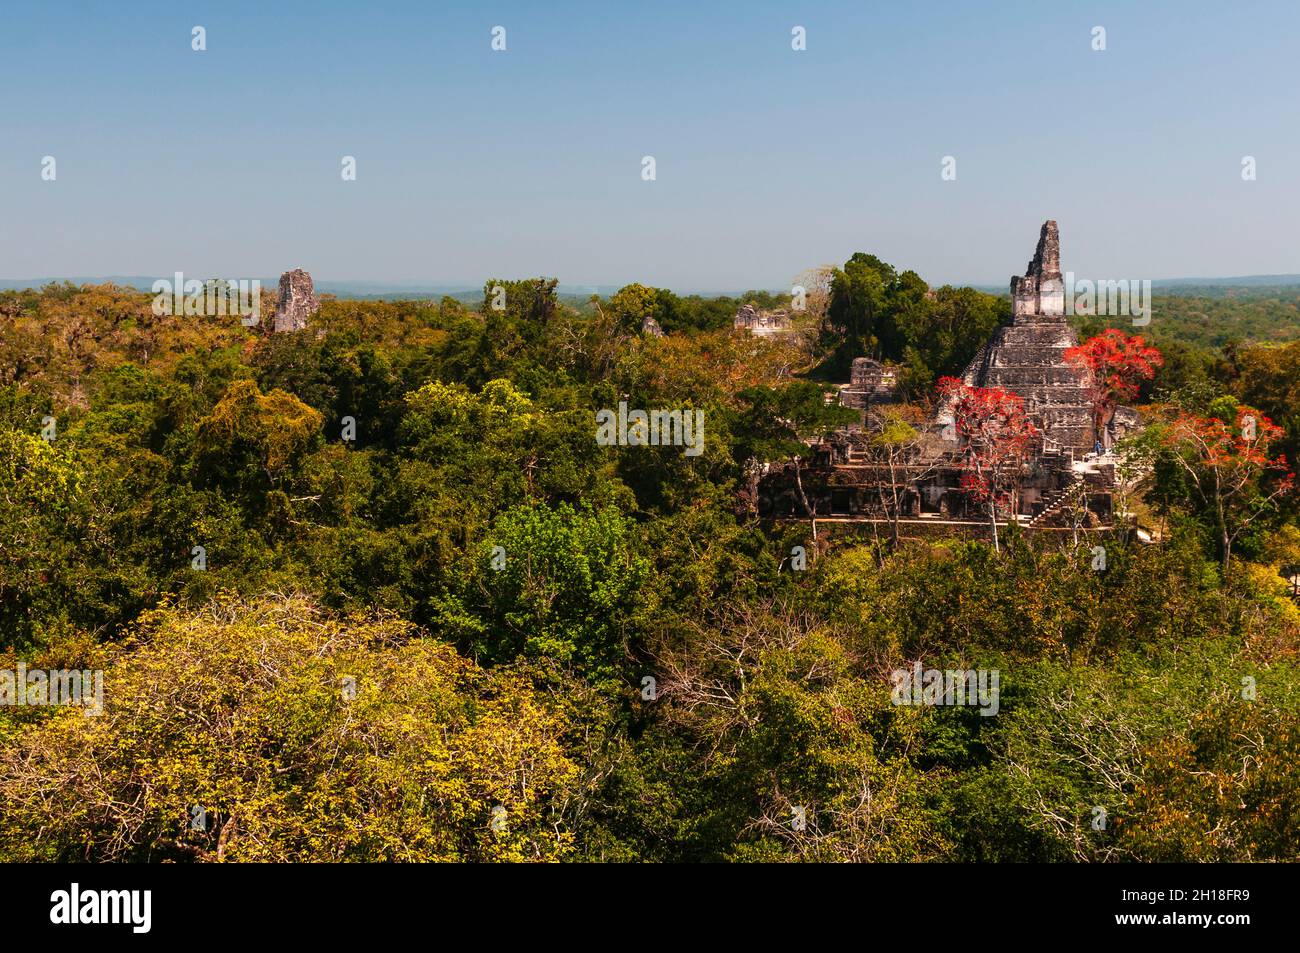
[958, 220, 1095, 452]
[757, 218, 1135, 531]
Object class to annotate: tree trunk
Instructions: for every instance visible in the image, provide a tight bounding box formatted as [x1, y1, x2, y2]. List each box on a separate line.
[888, 452, 901, 547]
[790, 460, 811, 520]
[1216, 472, 1229, 572]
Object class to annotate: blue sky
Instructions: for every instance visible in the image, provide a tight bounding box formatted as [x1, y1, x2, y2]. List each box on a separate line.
[1, 0, 1296, 290]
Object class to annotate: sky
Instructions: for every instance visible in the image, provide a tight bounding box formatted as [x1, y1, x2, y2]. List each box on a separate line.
[1, 0, 1297, 291]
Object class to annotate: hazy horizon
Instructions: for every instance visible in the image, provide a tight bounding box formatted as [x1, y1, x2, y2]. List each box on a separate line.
[5, 270, 1300, 299]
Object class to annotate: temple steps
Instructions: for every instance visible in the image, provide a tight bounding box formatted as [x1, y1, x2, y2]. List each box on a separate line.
[1028, 473, 1086, 526]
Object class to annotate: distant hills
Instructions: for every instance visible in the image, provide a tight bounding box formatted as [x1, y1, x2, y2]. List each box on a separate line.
[1155, 274, 1300, 288]
[3, 275, 1300, 300]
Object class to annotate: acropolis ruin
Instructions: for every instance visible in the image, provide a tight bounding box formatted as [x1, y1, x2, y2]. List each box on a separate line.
[758, 221, 1138, 534]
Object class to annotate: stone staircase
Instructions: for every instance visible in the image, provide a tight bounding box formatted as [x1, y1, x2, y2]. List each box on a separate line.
[1028, 472, 1085, 527]
[1038, 445, 1073, 470]
[959, 341, 992, 387]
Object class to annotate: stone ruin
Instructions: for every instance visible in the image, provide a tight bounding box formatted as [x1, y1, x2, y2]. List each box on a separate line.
[641, 315, 665, 338]
[734, 303, 792, 336]
[954, 220, 1095, 453]
[839, 358, 898, 409]
[273, 268, 319, 333]
[759, 220, 1137, 532]
[1011, 219, 1065, 318]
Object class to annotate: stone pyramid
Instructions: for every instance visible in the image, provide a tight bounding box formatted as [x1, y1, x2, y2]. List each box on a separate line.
[959, 221, 1095, 452]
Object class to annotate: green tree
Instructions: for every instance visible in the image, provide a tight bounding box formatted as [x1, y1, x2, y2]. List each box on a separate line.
[826, 253, 896, 367]
[434, 502, 652, 685]
[608, 283, 660, 334]
[737, 382, 857, 518]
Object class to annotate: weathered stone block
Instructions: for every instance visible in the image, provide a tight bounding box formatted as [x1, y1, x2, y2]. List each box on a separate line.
[273, 269, 319, 333]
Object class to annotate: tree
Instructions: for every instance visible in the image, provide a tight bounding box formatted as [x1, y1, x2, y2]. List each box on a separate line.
[822, 258, 1006, 391]
[826, 253, 895, 366]
[1159, 401, 1295, 570]
[476, 278, 560, 378]
[654, 601, 948, 861]
[1121, 701, 1300, 861]
[0, 596, 580, 862]
[433, 502, 651, 686]
[0, 430, 84, 649]
[1233, 338, 1300, 465]
[737, 382, 858, 522]
[862, 406, 941, 547]
[608, 283, 660, 334]
[638, 328, 805, 415]
[790, 265, 835, 325]
[937, 377, 1039, 551]
[481, 277, 558, 326]
[194, 379, 323, 500]
[1064, 330, 1163, 448]
[900, 285, 1006, 389]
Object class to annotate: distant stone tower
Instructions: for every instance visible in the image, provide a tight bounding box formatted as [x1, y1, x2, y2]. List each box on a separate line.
[273, 269, 319, 333]
[956, 220, 1096, 452]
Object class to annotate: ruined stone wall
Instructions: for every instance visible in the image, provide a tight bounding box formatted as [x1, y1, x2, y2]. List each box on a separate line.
[734, 303, 791, 335]
[839, 357, 898, 409]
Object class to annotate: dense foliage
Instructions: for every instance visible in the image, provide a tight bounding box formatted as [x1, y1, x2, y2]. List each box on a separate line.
[0, 261, 1297, 863]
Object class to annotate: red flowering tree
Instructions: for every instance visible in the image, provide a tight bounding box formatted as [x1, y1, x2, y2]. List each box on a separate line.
[1162, 404, 1295, 570]
[1064, 330, 1163, 449]
[937, 377, 1039, 551]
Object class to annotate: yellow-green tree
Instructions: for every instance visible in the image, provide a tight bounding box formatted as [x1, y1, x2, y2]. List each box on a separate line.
[1120, 701, 1300, 861]
[196, 379, 323, 483]
[0, 430, 84, 648]
[0, 595, 580, 862]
